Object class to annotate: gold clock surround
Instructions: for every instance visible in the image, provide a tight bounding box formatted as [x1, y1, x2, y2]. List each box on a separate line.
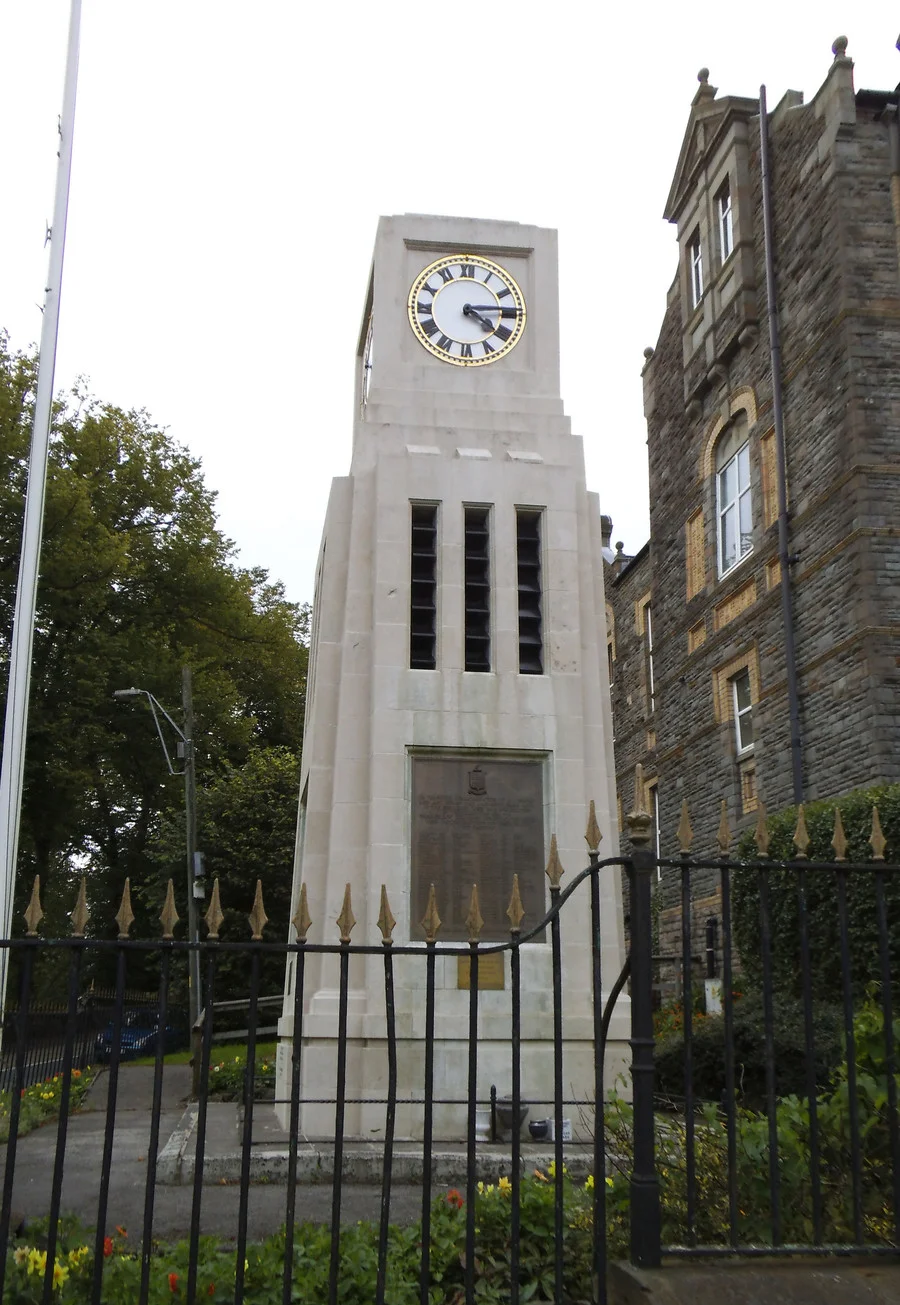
[407, 253, 527, 367]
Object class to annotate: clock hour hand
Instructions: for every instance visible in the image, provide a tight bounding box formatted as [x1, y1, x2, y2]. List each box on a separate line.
[462, 304, 494, 331]
[459, 302, 493, 328]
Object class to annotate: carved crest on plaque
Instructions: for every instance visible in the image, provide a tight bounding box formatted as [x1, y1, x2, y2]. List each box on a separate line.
[468, 765, 486, 796]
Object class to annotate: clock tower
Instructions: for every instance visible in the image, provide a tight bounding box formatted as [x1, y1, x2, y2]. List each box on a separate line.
[277, 214, 628, 1139]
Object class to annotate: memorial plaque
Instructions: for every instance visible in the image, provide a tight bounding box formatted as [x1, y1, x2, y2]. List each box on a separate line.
[457, 953, 505, 990]
[411, 755, 546, 943]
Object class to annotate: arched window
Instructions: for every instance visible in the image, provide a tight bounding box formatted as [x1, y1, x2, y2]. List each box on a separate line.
[715, 414, 752, 576]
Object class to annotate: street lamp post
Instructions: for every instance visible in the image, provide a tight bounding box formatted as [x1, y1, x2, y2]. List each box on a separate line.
[113, 668, 203, 1032]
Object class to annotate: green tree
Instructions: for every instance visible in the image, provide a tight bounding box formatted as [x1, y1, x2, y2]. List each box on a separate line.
[0, 335, 308, 964]
[147, 746, 300, 1000]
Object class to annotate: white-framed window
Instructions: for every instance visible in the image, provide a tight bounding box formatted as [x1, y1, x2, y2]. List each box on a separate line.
[732, 668, 753, 754]
[717, 181, 733, 262]
[688, 229, 703, 309]
[716, 426, 752, 576]
[649, 782, 661, 869]
[645, 602, 656, 715]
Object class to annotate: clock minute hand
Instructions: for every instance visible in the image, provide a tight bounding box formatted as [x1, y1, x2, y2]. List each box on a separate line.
[465, 304, 520, 317]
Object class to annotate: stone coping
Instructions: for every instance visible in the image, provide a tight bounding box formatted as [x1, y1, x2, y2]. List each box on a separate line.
[157, 1102, 598, 1186]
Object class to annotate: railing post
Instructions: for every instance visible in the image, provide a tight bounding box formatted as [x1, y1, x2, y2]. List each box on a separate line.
[626, 766, 661, 1268]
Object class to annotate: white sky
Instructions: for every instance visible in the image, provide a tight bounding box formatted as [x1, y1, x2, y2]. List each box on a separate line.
[1, 4, 897, 607]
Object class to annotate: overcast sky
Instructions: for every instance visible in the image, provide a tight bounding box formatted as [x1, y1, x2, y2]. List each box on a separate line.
[1, 4, 897, 608]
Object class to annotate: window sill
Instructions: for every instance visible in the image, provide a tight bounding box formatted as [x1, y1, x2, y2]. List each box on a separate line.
[717, 547, 754, 585]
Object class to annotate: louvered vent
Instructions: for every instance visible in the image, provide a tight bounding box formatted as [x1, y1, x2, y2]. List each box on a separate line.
[516, 509, 543, 674]
[410, 504, 438, 669]
[464, 507, 490, 672]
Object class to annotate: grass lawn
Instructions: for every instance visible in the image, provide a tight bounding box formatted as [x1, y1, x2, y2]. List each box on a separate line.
[131, 1041, 277, 1067]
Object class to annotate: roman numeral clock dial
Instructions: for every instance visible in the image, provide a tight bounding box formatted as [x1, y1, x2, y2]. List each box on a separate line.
[407, 254, 526, 366]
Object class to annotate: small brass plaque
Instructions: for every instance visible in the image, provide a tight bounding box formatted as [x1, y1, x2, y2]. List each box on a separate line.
[457, 953, 505, 990]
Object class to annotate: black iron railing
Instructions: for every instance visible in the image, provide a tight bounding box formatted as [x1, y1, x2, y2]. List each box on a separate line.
[0, 785, 897, 1305]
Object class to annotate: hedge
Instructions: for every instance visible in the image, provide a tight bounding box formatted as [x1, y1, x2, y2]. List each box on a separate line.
[654, 991, 845, 1108]
[732, 784, 900, 1005]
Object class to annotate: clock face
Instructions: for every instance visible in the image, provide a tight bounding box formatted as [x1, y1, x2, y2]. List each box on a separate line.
[407, 254, 526, 366]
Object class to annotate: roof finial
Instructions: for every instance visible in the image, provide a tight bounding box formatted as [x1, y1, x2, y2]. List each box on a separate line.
[698, 67, 710, 84]
[831, 35, 848, 61]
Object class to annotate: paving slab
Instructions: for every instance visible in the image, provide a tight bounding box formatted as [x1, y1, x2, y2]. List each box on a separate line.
[609, 1260, 900, 1305]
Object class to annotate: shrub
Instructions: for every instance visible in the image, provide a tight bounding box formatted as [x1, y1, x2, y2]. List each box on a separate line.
[206, 1046, 276, 1102]
[0, 1067, 94, 1144]
[732, 784, 900, 1005]
[654, 992, 844, 1108]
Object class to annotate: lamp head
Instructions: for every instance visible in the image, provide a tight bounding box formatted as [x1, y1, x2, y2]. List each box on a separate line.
[112, 688, 142, 699]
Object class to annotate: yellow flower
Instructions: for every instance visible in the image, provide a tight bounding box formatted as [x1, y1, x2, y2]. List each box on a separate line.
[27, 1249, 46, 1276]
[606, 1176, 614, 1188]
[584, 1174, 595, 1191]
[498, 1176, 512, 1193]
[476, 1181, 485, 1194]
[548, 1160, 567, 1178]
[53, 1261, 69, 1289]
[13, 1247, 28, 1267]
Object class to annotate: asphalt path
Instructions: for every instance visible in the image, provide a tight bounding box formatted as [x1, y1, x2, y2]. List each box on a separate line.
[3, 1066, 422, 1240]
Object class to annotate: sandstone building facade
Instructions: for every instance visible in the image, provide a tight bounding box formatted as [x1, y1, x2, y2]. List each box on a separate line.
[607, 42, 900, 966]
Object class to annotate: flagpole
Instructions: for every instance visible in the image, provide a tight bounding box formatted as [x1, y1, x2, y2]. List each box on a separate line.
[0, 0, 83, 1008]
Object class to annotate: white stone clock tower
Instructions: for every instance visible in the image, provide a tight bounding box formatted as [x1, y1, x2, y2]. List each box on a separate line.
[276, 214, 628, 1139]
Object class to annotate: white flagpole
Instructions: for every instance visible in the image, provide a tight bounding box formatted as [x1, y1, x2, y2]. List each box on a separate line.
[0, 0, 83, 1008]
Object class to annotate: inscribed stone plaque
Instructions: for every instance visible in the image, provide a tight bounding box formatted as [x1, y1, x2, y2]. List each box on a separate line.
[411, 755, 545, 943]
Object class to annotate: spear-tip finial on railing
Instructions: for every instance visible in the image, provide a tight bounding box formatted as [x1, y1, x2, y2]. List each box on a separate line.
[161, 880, 180, 939]
[292, 883, 312, 942]
[420, 883, 441, 943]
[625, 764, 654, 848]
[23, 876, 43, 937]
[832, 808, 848, 863]
[115, 878, 135, 939]
[465, 884, 484, 943]
[377, 884, 396, 944]
[248, 880, 268, 940]
[676, 800, 693, 854]
[754, 803, 770, 858]
[793, 805, 810, 859]
[716, 801, 731, 857]
[545, 834, 565, 889]
[584, 800, 602, 855]
[871, 806, 887, 862]
[204, 878, 224, 940]
[506, 874, 525, 934]
[70, 877, 90, 938]
[336, 883, 356, 942]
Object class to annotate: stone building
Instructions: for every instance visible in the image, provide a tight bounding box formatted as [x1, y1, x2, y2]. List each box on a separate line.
[607, 41, 900, 971]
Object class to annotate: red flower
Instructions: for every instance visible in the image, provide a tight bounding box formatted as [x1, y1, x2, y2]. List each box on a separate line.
[207, 1285, 215, 1297]
[168, 1272, 179, 1293]
[115, 1225, 127, 1238]
[103, 1237, 113, 1258]
[446, 1188, 464, 1208]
